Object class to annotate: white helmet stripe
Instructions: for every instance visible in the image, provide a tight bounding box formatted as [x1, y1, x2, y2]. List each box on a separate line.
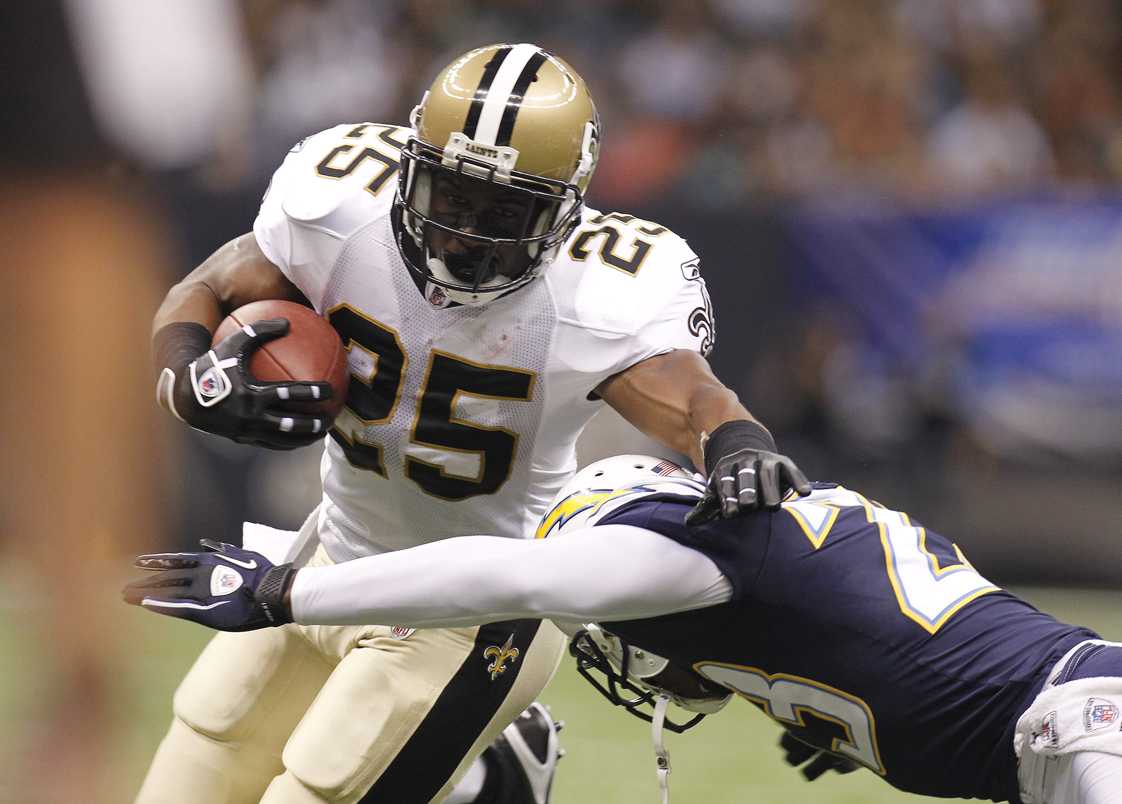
[473, 43, 542, 146]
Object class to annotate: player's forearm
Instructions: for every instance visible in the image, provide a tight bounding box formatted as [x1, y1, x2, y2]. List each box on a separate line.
[152, 279, 224, 335]
[682, 380, 757, 466]
[289, 526, 732, 627]
[152, 238, 244, 337]
[151, 233, 304, 337]
[600, 350, 755, 468]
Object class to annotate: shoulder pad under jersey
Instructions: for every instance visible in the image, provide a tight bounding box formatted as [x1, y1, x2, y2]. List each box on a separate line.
[254, 123, 411, 308]
[547, 208, 705, 338]
[265, 122, 410, 235]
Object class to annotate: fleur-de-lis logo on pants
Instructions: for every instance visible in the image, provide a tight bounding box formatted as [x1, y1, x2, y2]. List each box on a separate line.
[483, 634, 521, 681]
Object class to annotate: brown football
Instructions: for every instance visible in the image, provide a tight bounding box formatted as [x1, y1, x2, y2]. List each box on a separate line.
[212, 300, 348, 417]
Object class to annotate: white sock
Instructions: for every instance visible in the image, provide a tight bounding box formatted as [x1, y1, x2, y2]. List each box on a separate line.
[1048, 751, 1122, 804]
[1074, 751, 1122, 804]
[441, 756, 487, 804]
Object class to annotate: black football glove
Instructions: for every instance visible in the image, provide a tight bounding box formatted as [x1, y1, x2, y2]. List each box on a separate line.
[686, 420, 811, 526]
[123, 539, 295, 632]
[779, 731, 859, 781]
[156, 318, 334, 450]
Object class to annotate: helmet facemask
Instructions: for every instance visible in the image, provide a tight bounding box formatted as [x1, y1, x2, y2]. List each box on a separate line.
[568, 625, 731, 733]
[398, 134, 583, 306]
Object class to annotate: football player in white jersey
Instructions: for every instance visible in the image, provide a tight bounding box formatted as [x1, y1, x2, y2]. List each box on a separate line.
[145, 44, 810, 803]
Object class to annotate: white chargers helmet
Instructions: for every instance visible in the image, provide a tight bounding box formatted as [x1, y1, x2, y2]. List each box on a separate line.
[534, 454, 706, 540]
[536, 455, 729, 732]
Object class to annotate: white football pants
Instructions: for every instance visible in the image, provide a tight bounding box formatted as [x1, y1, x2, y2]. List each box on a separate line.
[1017, 639, 1122, 804]
[1045, 752, 1122, 804]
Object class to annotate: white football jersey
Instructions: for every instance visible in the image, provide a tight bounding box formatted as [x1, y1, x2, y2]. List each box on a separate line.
[254, 123, 715, 560]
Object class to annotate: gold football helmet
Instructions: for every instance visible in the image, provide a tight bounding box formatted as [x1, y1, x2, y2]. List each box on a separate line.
[397, 43, 600, 305]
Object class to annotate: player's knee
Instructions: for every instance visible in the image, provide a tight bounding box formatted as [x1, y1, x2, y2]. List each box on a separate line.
[170, 636, 284, 741]
[260, 769, 336, 804]
[171, 682, 244, 742]
[280, 681, 435, 800]
[260, 766, 347, 802]
[277, 751, 365, 804]
[281, 714, 408, 800]
[168, 702, 227, 745]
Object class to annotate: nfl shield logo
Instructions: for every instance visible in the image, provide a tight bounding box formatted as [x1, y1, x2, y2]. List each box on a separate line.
[1083, 698, 1119, 732]
[1039, 711, 1059, 747]
[199, 367, 224, 398]
[210, 565, 244, 596]
[199, 370, 221, 394]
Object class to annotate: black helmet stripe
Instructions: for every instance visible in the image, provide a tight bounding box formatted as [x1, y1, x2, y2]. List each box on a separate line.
[463, 46, 511, 139]
[495, 50, 547, 146]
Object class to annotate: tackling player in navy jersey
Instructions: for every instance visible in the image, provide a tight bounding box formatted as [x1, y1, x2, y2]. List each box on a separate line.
[127, 456, 1122, 804]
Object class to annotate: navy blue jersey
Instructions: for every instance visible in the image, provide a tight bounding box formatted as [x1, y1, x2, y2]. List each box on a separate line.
[597, 484, 1096, 803]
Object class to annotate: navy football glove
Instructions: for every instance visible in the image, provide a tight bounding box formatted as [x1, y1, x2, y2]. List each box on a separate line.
[123, 540, 295, 632]
[155, 318, 334, 450]
[686, 420, 811, 526]
[779, 731, 859, 781]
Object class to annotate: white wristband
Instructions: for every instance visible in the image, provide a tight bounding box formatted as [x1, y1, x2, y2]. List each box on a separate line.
[156, 367, 185, 422]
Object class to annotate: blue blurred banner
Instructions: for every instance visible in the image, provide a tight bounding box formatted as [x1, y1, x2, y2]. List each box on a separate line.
[786, 197, 1122, 462]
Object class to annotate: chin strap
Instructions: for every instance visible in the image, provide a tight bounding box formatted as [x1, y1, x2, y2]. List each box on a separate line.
[651, 694, 672, 804]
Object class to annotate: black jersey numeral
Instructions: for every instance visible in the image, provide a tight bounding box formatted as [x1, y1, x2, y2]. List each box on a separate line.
[567, 213, 667, 276]
[406, 352, 535, 500]
[315, 125, 405, 197]
[327, 306, 534, 498]
[327, 305, 407, 475]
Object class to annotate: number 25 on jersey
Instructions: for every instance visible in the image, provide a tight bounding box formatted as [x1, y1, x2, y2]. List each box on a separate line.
[327, 304, 534, 501]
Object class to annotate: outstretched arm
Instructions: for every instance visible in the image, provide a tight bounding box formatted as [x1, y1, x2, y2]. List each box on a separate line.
[292, 525, 732, 627]
[124, 527, 732, 632]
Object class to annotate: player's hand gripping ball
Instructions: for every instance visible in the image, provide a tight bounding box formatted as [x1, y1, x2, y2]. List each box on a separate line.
[169, 301, 349, 450]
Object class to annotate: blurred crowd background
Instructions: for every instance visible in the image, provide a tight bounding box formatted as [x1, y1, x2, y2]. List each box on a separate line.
[137, 0, 1122, 200]
[2, 1, 1121, 799]
[104, 0, 1117, 584]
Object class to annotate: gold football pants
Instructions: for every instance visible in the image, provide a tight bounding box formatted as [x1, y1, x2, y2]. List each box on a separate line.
[135, 546, 565, 804]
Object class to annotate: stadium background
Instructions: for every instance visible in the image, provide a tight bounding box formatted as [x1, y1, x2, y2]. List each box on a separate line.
[2, 1, 1120, 802]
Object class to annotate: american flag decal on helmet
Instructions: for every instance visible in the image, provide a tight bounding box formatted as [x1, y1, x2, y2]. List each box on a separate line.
[652, 459, 683, 476]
